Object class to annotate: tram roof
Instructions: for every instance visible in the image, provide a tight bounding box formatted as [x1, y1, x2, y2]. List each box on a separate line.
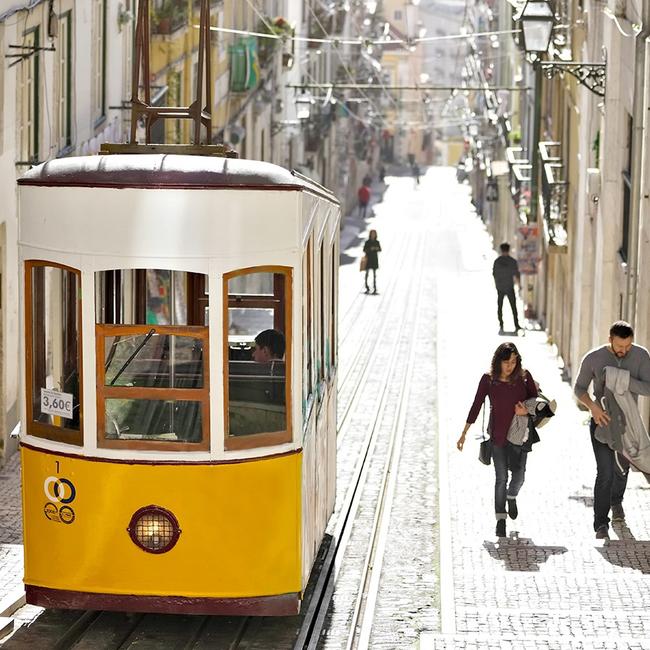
[17, 154, 338, 204]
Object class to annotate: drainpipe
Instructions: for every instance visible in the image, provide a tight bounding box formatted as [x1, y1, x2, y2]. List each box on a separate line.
[626, 3, 650, 325]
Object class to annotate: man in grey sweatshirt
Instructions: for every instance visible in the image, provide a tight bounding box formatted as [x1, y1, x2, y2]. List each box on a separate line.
[574, 321, 650, 539]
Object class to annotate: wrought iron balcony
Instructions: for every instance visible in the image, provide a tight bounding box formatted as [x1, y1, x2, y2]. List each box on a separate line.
[541, 160, 568, 247]
[506, 146, 531, 214]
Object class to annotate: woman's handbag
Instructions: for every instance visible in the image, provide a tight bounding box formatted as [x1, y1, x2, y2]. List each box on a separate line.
[478, 399, 492, 465]
[479, 438, 493, 465]
[359, 255, 368, 272]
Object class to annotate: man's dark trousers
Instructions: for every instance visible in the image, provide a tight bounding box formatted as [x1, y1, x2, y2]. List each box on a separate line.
[589, 419, 629, 531]
[497, 289, 520, 330]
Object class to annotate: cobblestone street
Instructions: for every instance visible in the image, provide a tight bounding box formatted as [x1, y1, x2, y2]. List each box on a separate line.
[0, 453, 23, 611]
[433, 168, 650, 649]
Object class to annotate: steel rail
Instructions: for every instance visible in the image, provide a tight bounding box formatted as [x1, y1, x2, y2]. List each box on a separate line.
[345, 283, 422, 650]
[294, 237, 425, 649]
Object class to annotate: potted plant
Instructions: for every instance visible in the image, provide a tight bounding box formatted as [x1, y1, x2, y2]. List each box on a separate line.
[153, 0, 187, 35]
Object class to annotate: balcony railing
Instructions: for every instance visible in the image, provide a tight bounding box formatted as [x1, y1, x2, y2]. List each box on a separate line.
[506, 146, 531, 216]
[542, 161, 569, 248]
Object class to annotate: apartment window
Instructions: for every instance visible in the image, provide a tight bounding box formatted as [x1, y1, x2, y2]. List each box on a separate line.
[92, 0, 107, 124]
[0, 24, 4, 153]
[18, 27, 40, 164]
[57, 11, 73, 152]
[620, 115, 633, 262]
[394, 10, 402, 20]
[168, 69, 182, 144]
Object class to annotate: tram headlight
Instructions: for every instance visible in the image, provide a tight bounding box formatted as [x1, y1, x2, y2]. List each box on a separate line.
[127, 505, 181, 554]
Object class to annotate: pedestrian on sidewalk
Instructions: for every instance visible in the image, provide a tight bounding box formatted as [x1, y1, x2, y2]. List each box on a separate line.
[412, 163, 421, 187]
[456, 342, 539, 538]
[493, 242, 521, 334]
[362, 229, 381, 294]
[357, 184, 371, 219]
[573, 320, 650, 539]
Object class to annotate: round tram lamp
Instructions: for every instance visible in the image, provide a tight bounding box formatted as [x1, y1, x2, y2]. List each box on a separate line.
[515, 0, 554, 55]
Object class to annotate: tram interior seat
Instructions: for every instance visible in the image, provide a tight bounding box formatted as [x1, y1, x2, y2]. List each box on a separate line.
[228, 360, 286, 436]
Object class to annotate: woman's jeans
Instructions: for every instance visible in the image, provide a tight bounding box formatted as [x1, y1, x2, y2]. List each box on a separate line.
[492, 442, 528, 519]
[589, 419, 629, 531]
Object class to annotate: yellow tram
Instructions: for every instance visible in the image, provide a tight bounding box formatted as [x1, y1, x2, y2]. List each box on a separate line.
[17, 150, 339, 615]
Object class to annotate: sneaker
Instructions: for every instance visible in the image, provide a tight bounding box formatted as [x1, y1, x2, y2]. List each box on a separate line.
[507, 498, 518, 520]
[611, 503, 625, 521]
[496, 519, 506, 537]
[595, 526, 609, 540]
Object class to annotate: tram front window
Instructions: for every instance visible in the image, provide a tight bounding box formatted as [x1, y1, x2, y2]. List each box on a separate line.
[225, 269, 291, 447]
[26, 262, 82, 445]
[95, 269, 209, 449]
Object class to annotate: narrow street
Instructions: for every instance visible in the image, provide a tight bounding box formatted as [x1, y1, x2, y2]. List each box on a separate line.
[1, 167, 650, 648]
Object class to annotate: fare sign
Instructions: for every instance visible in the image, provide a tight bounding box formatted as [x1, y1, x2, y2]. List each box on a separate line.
[41, 388, 73, 419]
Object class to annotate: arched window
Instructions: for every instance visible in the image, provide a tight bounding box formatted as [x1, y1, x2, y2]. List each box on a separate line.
[25, 261, 82, 445]
[224, 267, 292, 450]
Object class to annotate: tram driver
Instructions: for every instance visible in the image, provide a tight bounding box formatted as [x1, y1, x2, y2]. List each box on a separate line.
[252, 329, 285, 363]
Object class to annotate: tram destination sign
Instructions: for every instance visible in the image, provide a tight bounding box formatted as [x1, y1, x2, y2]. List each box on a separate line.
[41, 388, 73, 419]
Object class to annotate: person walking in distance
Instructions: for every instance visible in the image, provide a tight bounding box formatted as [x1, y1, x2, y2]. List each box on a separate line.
[457, 343, 539, 538]
[357, 183, 371, 219]
[363, 229, 381, 294]
[493, 242, 521, 333]
[573, 321, 650, 539]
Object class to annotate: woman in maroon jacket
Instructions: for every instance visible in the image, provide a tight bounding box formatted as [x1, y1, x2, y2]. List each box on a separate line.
[456, 342, 538, 538]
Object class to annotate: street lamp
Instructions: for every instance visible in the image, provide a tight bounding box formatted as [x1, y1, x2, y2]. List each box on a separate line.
[515, 0, 554, 55]
[295, 91, 314, 120]
[514, 0, 606, 227]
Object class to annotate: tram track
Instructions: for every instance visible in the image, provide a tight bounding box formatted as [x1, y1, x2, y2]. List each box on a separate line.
[336, 236, 416, 435]
[294, 236, 426, 649]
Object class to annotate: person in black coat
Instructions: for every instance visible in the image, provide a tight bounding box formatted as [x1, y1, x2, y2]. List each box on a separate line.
[493, 242, 521, 333]
[363, 229, 382, 294]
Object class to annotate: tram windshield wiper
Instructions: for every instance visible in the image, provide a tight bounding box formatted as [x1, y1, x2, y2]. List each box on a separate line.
[109, 328, 156, 386]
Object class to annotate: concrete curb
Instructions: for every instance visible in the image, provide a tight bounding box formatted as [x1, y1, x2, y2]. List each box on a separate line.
[0, 588, 26, 618]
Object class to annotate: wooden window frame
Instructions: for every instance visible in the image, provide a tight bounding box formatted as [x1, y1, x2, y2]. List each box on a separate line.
[25, 260, 83, 446]
[57, 10, 73, 152]
[96, 323, 210, 451]
[223, 265, 293, 451]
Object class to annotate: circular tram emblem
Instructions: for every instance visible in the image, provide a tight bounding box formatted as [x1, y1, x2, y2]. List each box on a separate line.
[44, 476, 76, 504]
[59, 506, 76, 524]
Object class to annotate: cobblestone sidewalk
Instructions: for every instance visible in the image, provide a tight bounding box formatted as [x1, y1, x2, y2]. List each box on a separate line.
[0, 452, 23, 609]
[431, 174, 650, 649]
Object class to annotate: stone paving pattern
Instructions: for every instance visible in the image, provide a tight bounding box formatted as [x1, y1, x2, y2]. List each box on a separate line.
[0, 452, 23, 607]
[432, 167, 650, 649]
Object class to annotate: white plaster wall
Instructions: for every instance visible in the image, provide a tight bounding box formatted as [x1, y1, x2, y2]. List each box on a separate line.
[594, 12, 635, 343]
[0, 0, 131, 460]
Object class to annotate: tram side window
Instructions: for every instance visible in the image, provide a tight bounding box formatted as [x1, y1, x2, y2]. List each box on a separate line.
[225, 268, 291, 446]
[26, 263, 82, 445]
[95, 269, 209, 449]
